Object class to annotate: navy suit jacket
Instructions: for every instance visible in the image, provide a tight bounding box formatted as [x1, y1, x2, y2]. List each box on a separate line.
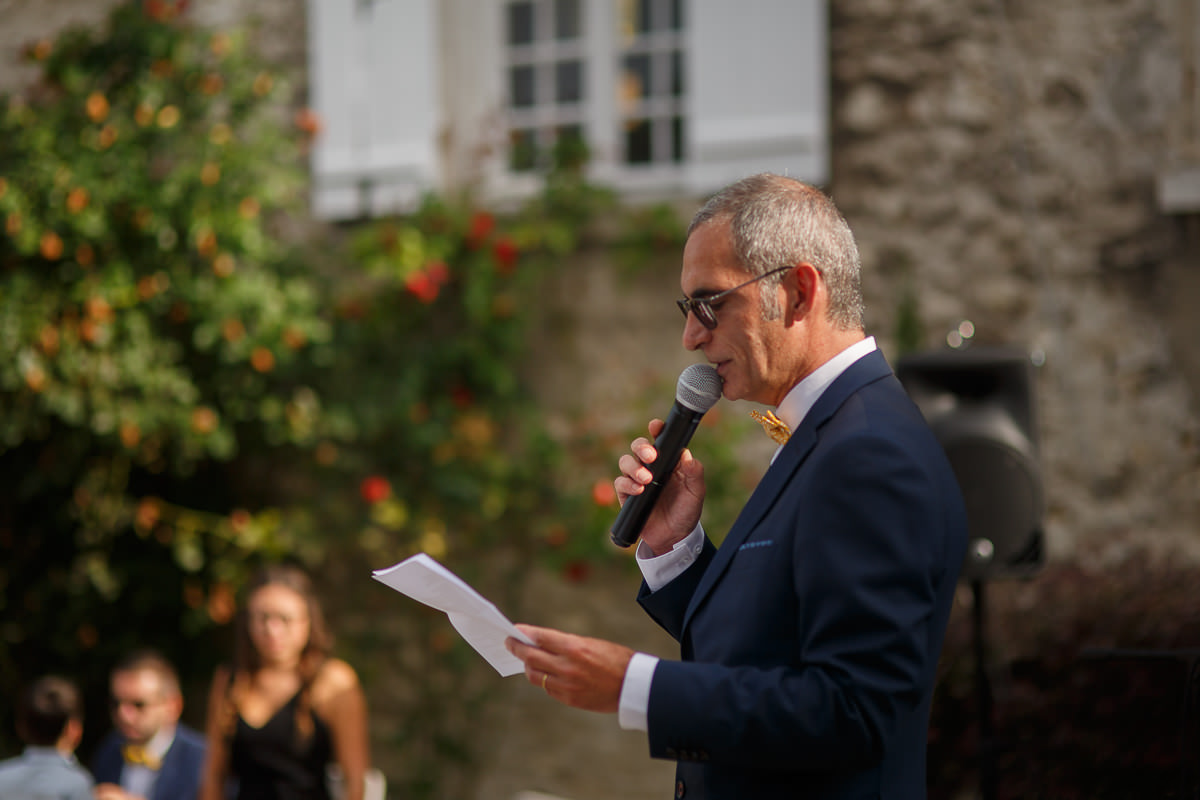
[91, 724, 206, 800]
[639, 349, 967, 800]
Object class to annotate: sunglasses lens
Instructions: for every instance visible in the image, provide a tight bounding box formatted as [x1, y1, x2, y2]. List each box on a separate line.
[678, 298, 718, 329]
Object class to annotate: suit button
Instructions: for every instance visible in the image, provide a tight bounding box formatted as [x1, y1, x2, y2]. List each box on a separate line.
[675, 779, 686, 798]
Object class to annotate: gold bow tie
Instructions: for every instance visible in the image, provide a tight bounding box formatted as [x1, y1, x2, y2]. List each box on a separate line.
[122, 744, 162, 771]
[750, 409, 791, 445]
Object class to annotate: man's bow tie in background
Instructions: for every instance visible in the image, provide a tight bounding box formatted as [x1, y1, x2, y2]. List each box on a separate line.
[122, 744, 162, 771]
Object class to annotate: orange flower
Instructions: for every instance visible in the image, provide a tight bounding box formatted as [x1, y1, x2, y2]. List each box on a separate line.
[252, 72, 274, 96]
[207, 583, 236, 624]
[85, 92, 109, 123]
[238, 197, 260, 219]
[75, 243, 95, 266]
[212, 252, 235, 277]
[545, 525, 568, 547]
[200, 73, 224, 95]
[210, 33, 232, 58]
[591, 479, 617, 507]
[209, 123, 232, 146]
[38, 325, 60, 356]
[135, 103, 155, 127]
[79, 319, 100, 344]
[156, 105, 180, 128]
[85, 296, 113, 323]
[200, 162, 220, 186]
[282, 326, 306, 350]
[135, 497, 161, 531]
[66, 187, 90, 213]
[196, 229, 217, 257]
[191, 406, 218, 434]
[98, 124, 118, 149]
[221, 318, 245, 342]
[24, 365, 46, 393]
[119, 421, 141, 449]
[250, 346, 275, 372]
[40, 231, 64, 260]
[25, 39, 52, 62]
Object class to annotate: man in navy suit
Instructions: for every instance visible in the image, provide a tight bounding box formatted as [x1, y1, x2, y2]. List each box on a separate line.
[508, 173, 968, 799]
[92, 649, 206, 800]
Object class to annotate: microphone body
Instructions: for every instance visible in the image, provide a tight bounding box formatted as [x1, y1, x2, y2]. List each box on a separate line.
[610, 363, 723, 548]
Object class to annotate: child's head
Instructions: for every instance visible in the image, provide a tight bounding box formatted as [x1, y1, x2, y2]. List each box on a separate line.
[16, 675, 84, 750]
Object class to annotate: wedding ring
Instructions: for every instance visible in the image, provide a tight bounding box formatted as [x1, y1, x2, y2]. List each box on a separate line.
[541, 673, 549, 691]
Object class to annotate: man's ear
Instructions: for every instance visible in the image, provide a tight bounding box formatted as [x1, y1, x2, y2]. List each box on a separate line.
[59, 717, 83, 752]
[784, 262, 821, 321]
[166, 693, 185, 722]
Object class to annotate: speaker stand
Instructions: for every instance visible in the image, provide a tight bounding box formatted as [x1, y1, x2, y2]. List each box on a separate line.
[972, 579, 997, 800]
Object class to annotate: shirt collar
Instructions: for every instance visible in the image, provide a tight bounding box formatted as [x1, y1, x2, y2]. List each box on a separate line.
[775, 336, 877, 431]
[145, 726, 177, 760]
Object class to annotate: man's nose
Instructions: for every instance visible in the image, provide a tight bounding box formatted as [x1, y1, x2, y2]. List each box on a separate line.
[681, 311, 710, 351]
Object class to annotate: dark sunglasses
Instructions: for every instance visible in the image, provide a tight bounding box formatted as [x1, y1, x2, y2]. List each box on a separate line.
[110, 697, 157, 712]
[676, 266, 794, 330]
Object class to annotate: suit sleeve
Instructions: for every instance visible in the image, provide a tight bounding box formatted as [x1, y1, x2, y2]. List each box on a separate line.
[637, 536, 717, 641]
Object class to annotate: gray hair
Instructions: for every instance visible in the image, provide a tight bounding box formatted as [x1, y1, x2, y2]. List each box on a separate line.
[687, 173, 864, 330]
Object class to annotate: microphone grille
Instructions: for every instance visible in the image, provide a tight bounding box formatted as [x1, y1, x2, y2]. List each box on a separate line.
[676, 363, 723, 413]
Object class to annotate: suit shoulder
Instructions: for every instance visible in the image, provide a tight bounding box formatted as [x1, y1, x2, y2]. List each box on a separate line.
[176, 723, 207, 747]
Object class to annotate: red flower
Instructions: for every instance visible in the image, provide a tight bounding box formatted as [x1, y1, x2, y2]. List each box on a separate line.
[451, 385, 473, 408]
[426, 260, 449, 285]
[492, 237, 519, 275]
[294, 108, 323, 137]
[563, 560, 591, 583]
[591, 479, 617, 507]
[405, 270, 440, 303]
[466, 211, 494, 249]
[359, 475, 391, 504]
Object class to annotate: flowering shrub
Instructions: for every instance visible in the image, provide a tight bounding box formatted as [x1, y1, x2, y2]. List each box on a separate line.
[0, 0, 330, 673]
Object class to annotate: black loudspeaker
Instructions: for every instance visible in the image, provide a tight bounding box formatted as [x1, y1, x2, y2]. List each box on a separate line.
[896, 346, 1044, 580]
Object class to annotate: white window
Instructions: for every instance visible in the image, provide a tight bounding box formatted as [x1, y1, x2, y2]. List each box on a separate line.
[306, 0, 440, 220]
[307, 0, 828, 219]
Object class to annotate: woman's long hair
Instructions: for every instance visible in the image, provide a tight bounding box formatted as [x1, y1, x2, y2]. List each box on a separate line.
[222, 563, 334, 746]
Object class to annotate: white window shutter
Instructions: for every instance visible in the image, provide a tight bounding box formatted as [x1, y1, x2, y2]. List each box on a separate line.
[685, 0, 829, 193]
[307, 0, 440, 220]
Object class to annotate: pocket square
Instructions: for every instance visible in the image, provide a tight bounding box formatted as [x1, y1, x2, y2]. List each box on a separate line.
[737, 539, 775, 552]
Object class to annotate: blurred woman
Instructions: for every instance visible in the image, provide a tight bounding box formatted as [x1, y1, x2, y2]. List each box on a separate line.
[198, 564, 368, 800]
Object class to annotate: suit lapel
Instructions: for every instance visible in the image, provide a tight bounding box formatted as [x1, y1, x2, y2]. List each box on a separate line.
[681, 350, 894, 631]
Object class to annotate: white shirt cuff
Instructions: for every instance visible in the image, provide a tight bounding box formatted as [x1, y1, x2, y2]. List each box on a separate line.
[635, 525, 705, 593]
[618, 651, 659, 731]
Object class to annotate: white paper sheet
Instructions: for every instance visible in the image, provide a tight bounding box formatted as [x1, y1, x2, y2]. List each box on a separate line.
[371, 553, 534, 676]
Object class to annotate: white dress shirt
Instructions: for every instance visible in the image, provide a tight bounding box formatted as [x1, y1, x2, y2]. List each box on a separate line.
[121, 727, 176, 799]
[617, 337, 878, 731]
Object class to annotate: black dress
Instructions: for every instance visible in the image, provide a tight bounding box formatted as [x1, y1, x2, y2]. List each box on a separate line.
[230, 691, 333, 800]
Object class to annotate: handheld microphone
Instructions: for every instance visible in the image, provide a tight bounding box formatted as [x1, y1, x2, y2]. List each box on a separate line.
[610, 363, 724, 548]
